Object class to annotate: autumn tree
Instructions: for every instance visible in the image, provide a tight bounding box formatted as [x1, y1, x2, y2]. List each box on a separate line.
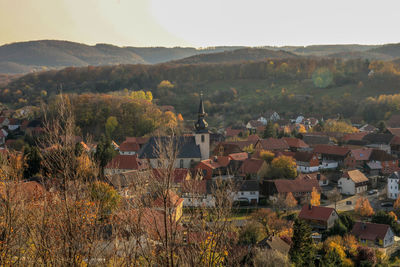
[285, 192, 298, 210]
[260, 150, 275, 163]
[355, 197, 374, 217]
[105, 116, 118, 137]
[238, 221, 267, 245]
[266, 155, 297, 179]
[310, 187, 320, 206]
[327, 187, 342, 210]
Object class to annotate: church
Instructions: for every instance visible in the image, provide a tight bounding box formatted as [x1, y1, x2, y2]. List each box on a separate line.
[139, 95, 210, 169]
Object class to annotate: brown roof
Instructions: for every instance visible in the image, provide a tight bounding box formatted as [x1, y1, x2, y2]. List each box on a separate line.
[229, 152, 248, 161]
[225, 127, 245, 137]
[351, 222, 391, 241]
[293, 151, 317, 162]
[273, 179, 321, 194]
[387, 128, 400, 137]
[153, 190, 184, 208]
[105, 154, 146, 170]
[257, 138, 289, 151]
[387, 115, 400, 128]
[342, 132, 368, 142]
[299, 205, 336, 222]
[152, 168, 190, 184]
[313, 144, 350, 157]
[349, 148, 373, 161]
[370, 149, 397, 161]
[342, 170, 368, 183]
[125, 137, 149, 145]
[239, 158, 265, 175]
[391, 136, 400, 145]
[258, 236, 290, 255]
[282, 137, 309, 148]
[297, 173, 327, 182]
[182, 180, 207, 194]
[247, 134, 261, 142]
[119, 141, 140, 152]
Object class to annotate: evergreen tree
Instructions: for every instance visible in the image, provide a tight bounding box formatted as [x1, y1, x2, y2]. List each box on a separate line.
[23, 145, 42, 179]
[263, 120, 276, 138]
[95, 135, 117, 178]
[289, 218, 316, 267]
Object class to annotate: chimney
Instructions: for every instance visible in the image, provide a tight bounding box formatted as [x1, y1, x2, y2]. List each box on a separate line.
[317, 173, 321, 181]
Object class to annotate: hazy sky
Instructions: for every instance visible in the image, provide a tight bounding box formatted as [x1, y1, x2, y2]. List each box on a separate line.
[1, 0, 400, 47]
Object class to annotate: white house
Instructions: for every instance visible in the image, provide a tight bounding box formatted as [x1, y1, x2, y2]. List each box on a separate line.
[387, 171, 400, 200]
[181, 180, 215, 207]
[319, 160, 338, 170]
[234, 180, 259, 204]
[338, 170, 369, 195]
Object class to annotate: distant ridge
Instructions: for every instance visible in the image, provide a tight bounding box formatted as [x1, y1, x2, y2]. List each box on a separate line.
[1, 40, 400, 74]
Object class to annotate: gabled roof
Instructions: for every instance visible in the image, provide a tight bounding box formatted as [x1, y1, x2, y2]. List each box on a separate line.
[125, 136, 149, 145]
[258, 236, 290, 255]
[247, 120, 264, 128]
[349, 148, 373, 161]
[389, 171, 400, 180]
[239, 158, 265, 175]
[152, 168, 190, 183]
[238, 180, 259, 192]
[390, 136, 400, 145]
[119, 141, 140, 152]
[342, 170, 368, 183]
[153, 190, 184, 208]
[297, 173, 327, 182]
[106, 154, 147, 170]
[370, 149, 397, 161]
[225, 127, 245, 137]
[229, 152, 248, 161]
[292, 151, 317, 162]
[282, 137, 309, 148]
[139, 136, 201, 159]
[387, 128, 400, 137]
[247, 134, 261, 142]
[351, 222, 391, 241]
[342, 132, 369, 142]
[299, 205, 336, 222]
[362, 133, 394, 145]
[313, 144, 350, 157]
[302, 134, 330, 145]
[256, 138, 289, 151]
[273, 179, 321, 194]
[359, 124, 377, 132]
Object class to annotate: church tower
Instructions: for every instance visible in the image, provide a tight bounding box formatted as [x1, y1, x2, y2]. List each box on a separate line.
[194, 93, 210, 160]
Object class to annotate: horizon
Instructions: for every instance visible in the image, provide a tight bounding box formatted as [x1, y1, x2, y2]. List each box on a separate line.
[1, 0, 400, 48]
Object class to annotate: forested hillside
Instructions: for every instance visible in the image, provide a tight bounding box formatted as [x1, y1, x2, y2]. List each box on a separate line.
[2, 57, 400, 128]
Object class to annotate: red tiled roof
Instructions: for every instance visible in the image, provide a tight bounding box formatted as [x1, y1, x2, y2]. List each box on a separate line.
[282, 137, 309, 148]
[239, 158, 264, 175]
[125, 137, 149, 145]
[106, 155, 146, 170]
[225, 127, 245, 137]
[349, 148, 372, 161]
[351, 222, 390, 241]
[182, 180, 207, 194]
[299, 205, 335, 222]
[297, 173, 327, 182]
[257, 138, 289, 151]
[273, 179, 321, 194]
[229, 152, 248, 161]
[153, 190, 184, 208]
[247, 134, 261, 142]
[119, 141, 140, 152]
[292, 151, 317, 162]
[313, 144, 350, 156]
[152, 168, 190, 183]
[391, 136, 400, 145]
[342, 170, 368, 183]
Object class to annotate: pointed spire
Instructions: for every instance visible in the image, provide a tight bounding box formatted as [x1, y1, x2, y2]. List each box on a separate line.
[195, 91, 208, 133]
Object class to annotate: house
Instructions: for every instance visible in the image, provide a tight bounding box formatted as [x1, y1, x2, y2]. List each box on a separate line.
[238, 158, 267, 180]
[255, 138, 289, 152]
[246, 120, 264, 133]
[342, 132, 369, 143]
[119, 140, 140, 155]
[261, 179, 321, 200]
[106, 169, 151, 196]
[7, 118, 20, 131]
[234, 180, 259, 204]
[362, 133, 394, 153]
[351, 222, 394, 248]
[338, 170, 368, 195]
[213, 142, 244, 156]
[359, 124, 378, 133]
[314, 144, 350, 169]
[390, 136, 400, 158]
[298, 205, 339, 230]
[152, 190, 184, 222]
[344, 148, 373, 169]
[152, 168, 192, 186]
[181, 180, 215, 207]
[196, 157, 230, 179]
[293, 151, 320, 173]
[297, 173, 329, 187]
[282, 137, 310, 152]
[387, 171, 400, 200]
[124, 137, 149, 149]
[104, 155, 148, 175]
[386, 114, 400, 128]
[258, 235, 290, 256]
[225, 126, 246, 138]
[369, 149, 399, 175]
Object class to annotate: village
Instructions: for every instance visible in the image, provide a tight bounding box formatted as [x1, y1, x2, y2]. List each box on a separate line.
[2, 96, 400, 265]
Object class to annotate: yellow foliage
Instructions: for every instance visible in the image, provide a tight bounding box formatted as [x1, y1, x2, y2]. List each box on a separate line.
[259, 150, 274, 163]
[389, 211, 398, 221]
[285, 192, 297, 208]
[323, 119, 358, 133]
[157, 80, 174, 89]
[310, 187, 320, 206]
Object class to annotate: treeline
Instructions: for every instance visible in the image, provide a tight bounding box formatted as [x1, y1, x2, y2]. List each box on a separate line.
[2, 58, 400, 126]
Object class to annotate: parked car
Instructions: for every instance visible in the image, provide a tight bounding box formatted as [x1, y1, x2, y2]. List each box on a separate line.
[368, 190, 376, 195]
[381, 202, 393, 207]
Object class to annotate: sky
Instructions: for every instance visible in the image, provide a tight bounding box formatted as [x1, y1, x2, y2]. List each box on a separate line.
[1, 0, 400, 48]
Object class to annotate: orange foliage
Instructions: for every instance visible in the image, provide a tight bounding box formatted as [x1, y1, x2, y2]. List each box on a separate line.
[310, 187, 320, 206]
[285, 192, 297, 209]
[355, 197, 374, 217]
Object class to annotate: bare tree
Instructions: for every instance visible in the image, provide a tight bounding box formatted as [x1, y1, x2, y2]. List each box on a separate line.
[328, 188, 342, 210]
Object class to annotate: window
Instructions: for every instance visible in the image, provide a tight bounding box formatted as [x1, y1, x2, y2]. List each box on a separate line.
[201, 135, 205, 142]
[241, 192, 244, 195]
[180, 159, 184, 168]
[250, 192, 256, 195]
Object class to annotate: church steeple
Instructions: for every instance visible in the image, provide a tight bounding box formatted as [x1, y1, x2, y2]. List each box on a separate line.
[195, 92, 208, 133]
